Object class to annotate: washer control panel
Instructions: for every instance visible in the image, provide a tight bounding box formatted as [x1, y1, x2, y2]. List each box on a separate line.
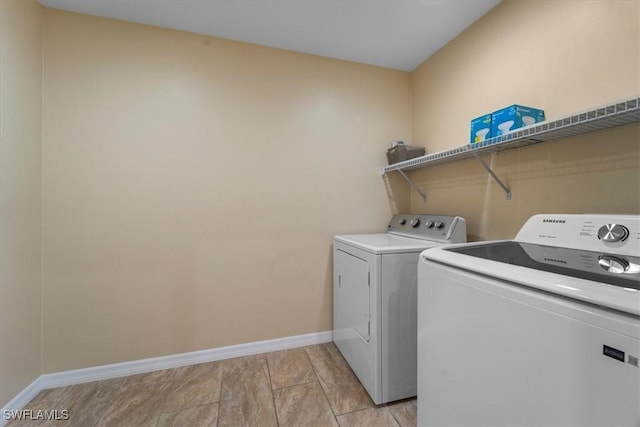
[388, 214, 467, 244]
[515, 214, 640, 257]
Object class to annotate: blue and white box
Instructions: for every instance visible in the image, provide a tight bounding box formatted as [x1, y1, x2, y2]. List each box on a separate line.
[491, 104, 545, 137]
[470, 114, 492, 144]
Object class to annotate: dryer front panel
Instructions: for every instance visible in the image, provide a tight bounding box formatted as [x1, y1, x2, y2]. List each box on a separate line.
[333, 240, 380, 403]
[335, 249, 371, 342]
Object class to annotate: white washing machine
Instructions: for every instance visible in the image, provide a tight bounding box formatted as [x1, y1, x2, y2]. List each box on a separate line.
[333, 214, 467, 404]
[418, 214, 640, 426]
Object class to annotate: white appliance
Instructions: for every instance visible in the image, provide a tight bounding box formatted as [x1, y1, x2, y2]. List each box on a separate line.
[333, 214, 467, 404]
[418, 214, 640, 426]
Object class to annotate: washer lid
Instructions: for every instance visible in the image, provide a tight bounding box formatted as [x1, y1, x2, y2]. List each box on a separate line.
[447, 241, 640, 291]
[422, 242, 640, 316]
[335, 233, 441, 254]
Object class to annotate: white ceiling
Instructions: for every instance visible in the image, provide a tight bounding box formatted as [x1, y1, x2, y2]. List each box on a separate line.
[38, 0, 501, 71]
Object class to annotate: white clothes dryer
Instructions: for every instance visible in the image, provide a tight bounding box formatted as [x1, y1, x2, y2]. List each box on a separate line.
[333, 214, 467, 404]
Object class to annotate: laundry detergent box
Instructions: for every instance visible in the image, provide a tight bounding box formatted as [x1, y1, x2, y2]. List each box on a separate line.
[470, 114, 492, 144]
[491, 104, 545, 137]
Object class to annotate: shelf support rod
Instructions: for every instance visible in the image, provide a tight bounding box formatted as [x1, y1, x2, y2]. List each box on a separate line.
[397, 169, 427, 202]
[472, 152, 512, 200]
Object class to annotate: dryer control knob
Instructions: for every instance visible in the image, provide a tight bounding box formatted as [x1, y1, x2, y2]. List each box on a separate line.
[425, 220, 434, 228]
[399, 218, 407, 225]
[410, 218, 420, 227]
[434, 221, 444, 229]
[598, 255, 630, 274]
[598, 224, 629, 242]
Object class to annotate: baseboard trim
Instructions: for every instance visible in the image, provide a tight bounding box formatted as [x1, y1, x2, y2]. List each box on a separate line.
[1, 330, 332, 426]
[0, 377, 43, 427]
[40, 330, 332, 389]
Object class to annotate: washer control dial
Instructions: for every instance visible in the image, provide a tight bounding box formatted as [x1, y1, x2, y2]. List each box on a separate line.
[399, 218, 407, 225]
[425, 220, 434, 228]
[434, 221, 444, 229]
[598, 255, 630, 274]
[597, 224, 629, 242]
[410, 218, 420, 228]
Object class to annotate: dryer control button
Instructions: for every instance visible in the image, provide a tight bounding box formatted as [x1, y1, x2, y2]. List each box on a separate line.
[434, 221, 444, 229]
[425, 220, 434, 228]
[410, 218, 420, 227]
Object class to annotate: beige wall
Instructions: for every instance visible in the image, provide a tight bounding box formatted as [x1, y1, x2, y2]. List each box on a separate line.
[0, 0, 43, 407]
[409, 0, 640, 240]
[3, 0, 636, 384]
[42, 10, 410, 372]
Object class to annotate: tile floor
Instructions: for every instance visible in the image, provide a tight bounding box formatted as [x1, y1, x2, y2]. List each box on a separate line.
[7, 343, 416, 427]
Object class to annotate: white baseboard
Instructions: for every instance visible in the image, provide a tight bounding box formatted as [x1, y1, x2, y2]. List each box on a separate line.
[39, 330, 332, 389]
[0, 377, 44, 427]
[0, 330, 332, 426]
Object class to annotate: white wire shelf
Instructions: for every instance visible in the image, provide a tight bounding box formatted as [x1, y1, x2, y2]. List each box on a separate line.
[381, 96, 640, 175]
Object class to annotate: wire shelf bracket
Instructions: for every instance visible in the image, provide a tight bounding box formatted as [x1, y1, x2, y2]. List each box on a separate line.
[472, 152, 511, 200]
[397, 169, 427, 202]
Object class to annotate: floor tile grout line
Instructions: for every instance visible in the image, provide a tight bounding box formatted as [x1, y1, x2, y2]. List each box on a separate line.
[386, 406, 403, 427]
[389, 409, 404, 427]
[152, 375, 173, 427]
[270, 378, 318, 392]
[158, 401, 220, 415]
[265, 355, 281, 427]
[214, 360, 224, 427]
[303, 344, 340, 424]
[213, 382, 224, 427]
[312, 343, 377, 417]
[93, 381, 114, 427]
